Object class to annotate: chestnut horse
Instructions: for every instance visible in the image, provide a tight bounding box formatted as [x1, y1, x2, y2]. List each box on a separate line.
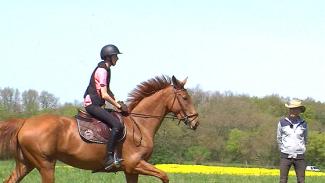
[0, 75, 199, 183]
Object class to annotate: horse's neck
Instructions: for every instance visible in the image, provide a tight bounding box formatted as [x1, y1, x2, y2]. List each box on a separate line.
[131, 91, 169, 136]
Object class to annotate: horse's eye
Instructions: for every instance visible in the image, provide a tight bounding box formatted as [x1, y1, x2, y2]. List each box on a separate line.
[182, 95, 188, 100]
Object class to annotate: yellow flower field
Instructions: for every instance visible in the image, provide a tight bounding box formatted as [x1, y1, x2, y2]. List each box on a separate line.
[155, 164, 325, 176]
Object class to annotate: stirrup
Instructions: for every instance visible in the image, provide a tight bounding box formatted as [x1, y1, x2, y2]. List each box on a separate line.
[112, 152, 124, 168]
[104, 162, 115, 170]
[104, 159, 123, 170]
[114, 152, 124, 167]
[104, 154, 124, 170]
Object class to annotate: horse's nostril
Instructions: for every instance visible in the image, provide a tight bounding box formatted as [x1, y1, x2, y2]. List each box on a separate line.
[194, 122, 199, 128]
[191, 122, 199, 130]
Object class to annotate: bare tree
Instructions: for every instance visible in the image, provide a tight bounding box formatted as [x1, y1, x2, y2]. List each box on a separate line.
[0, 87, 15, 112]
[39, 91, 59, 109]
[13, 89, 22, 113]
[22, 89, 39, 113]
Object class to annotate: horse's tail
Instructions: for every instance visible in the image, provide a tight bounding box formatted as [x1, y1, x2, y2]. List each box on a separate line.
[0, 119, 25, 160]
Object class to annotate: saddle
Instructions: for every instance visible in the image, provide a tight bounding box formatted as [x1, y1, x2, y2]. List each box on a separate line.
[75, 109, 126, 144]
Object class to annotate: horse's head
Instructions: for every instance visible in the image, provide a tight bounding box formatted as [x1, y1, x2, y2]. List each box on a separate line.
[127, 75, 199, 130]
[168, 76, 199, 130]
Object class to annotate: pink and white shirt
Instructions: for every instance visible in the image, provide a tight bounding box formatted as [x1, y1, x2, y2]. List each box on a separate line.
[83, 68, 108, 107]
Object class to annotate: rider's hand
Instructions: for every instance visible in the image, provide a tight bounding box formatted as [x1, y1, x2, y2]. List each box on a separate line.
[117, 101, 129, 116]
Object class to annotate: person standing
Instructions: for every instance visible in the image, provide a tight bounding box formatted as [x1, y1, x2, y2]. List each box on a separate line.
[277, 99, 308, 183]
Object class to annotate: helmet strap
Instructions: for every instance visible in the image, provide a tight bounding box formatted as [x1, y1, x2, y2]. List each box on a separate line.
[104, 56, 113, 66]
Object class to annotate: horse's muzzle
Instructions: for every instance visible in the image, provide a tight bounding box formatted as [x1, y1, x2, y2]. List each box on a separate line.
[188, 114, 199, 130]
[190, 120, 199, 130]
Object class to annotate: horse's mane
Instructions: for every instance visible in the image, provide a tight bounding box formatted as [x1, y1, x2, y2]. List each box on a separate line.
[127, 75, 172, 110]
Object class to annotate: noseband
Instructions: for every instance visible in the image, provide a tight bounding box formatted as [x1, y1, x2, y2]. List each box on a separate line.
[170, 88, 199, 126]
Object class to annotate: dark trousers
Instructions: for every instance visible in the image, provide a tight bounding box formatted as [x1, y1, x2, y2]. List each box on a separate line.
[279, 158, 306, 183]
[85, 104, 123, 131]
[85, 104, 123, 154]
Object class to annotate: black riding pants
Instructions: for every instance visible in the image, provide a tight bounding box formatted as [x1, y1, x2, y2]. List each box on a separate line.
[85, 104, 123, 131]
[85, 105, 123, 154]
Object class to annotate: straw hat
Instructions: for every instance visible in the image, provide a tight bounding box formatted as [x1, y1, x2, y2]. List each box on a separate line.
[285, 99, 306, 113]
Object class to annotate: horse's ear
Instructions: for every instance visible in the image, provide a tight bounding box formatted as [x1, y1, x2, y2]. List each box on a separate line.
[180, 77, 188, 87]
[172, 75, 182, 89]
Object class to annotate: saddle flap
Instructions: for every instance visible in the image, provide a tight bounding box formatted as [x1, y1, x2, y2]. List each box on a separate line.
[75, 109, 126, 144]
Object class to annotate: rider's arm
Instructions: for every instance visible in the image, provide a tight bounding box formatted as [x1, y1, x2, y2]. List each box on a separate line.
[100, 87, 121, 109]
[96, 67, 121, 109]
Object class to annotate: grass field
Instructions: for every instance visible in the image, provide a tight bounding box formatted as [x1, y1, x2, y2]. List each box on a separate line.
[1, 161, 325, 183]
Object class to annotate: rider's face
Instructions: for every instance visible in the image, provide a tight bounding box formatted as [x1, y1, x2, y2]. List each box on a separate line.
[110, 54, 119, 66]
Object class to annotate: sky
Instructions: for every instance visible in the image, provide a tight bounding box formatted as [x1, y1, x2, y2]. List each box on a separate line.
[0, 0, 324, 104]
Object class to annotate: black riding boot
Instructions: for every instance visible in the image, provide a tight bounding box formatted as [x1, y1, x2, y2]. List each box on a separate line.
[104, 128, 120, 170]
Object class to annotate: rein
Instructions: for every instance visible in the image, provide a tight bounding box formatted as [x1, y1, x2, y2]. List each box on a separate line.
[128, 112, 179, 147]
[128, 112, 178, 120]
[127, 112, 179, 147]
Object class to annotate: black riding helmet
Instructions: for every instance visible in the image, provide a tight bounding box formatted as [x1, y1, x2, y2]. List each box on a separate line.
[100, 44, 122, 60]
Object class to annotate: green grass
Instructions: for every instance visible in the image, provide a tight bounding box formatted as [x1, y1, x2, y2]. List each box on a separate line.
[1, 160, 325, 183]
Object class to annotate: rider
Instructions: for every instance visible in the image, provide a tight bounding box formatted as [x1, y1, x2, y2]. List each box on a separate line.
[83, 44, 128, 170]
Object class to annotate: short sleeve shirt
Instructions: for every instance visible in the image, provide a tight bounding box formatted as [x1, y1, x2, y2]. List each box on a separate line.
[83, 68, 108, 107]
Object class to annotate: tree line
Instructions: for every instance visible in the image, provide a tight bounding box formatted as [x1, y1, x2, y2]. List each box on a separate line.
[0, 86, 324, 168]
[0, 87, 78, 119]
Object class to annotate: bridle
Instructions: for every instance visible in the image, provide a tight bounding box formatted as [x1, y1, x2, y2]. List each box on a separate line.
[169, 88, 199, 126]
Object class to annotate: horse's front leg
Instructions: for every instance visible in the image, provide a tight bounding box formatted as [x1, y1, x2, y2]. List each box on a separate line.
[124, 172, 139, 183]
[133, 160, 169, 183]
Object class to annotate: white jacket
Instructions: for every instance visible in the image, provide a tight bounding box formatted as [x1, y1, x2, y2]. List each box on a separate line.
[277, 117, 308, 158]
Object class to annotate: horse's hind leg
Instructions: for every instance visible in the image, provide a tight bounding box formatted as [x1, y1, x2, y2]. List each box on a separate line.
[35, 160, 56, 183]
[4, 160, 34, 183]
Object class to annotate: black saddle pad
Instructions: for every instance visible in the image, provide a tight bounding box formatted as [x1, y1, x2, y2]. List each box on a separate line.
[75, 109, 126, 144]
